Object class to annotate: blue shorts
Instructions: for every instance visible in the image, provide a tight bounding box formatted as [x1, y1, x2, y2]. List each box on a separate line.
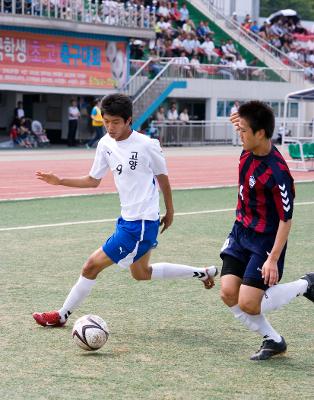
[220, 221, 286, 288]
[103, 217, 159, 269]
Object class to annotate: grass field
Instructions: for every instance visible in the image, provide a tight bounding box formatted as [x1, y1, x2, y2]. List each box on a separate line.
[1, 183, 314, 400]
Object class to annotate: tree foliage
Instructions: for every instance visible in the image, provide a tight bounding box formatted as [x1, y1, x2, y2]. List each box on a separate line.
[260, 0, 314, 21]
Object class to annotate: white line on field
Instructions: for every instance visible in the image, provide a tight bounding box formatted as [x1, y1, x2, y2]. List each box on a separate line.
[1, 201, 314, 232]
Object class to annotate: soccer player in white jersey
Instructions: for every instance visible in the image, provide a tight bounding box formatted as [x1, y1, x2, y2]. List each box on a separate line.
[33, 93, 218, 327]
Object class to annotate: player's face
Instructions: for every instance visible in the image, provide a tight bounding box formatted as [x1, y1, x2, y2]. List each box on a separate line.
[238, 117, 260, 152]
[103, 114, 132, 141]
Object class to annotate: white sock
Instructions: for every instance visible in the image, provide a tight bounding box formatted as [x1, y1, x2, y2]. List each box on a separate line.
[151, 263, 216, 281]
[58, 275, 96, 322]
[261, 279, 308, 314]
[230, 305, 282, 342]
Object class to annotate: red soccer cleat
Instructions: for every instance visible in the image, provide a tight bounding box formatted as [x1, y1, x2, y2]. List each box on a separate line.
[32, 311, 65, 327]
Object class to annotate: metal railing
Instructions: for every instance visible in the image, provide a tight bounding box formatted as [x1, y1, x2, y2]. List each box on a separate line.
[129, 59, 303, 83]
[0, 0, 156, 29]
[150, 120, 313, 147]
[152, 120, 233, 146]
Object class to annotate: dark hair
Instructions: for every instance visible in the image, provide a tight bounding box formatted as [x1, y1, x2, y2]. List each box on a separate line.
[100, 93, 132, 122]
[238, 100, 275, 139]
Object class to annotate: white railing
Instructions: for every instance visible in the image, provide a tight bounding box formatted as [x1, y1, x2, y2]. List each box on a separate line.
[129, 59, 303, 83]
[0, 0, 156, 29]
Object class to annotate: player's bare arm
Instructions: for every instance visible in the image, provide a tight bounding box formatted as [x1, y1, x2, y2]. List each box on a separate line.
[156, 174, 174, 234]
[262, 219, 292, 286]
[36, 171, 101, 188]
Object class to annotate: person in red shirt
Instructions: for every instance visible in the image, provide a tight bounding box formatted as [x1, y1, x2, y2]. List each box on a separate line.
[220, 100, 314, 360]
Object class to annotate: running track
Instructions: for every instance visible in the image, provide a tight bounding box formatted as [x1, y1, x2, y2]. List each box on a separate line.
[1, 146, 313, 200]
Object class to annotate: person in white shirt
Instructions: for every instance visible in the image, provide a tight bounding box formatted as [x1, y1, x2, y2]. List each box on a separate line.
[67, 99, 80, 147]
[179, 108, 190, 123]
[167, 103, 179, 121]
[33, 93, 218, 328]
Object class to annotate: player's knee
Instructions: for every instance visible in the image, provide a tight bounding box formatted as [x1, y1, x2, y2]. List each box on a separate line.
[220, 286, 238, 307]
[131, 270, 150, 281]
[82, 257, 99, 279]
[238, 298, 260, 315]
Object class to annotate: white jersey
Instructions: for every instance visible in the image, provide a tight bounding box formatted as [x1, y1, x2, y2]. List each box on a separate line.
[89, 130, 168, 221]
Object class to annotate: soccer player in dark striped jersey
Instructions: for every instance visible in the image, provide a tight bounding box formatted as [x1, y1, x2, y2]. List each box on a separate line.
[220, 101, 314, 361]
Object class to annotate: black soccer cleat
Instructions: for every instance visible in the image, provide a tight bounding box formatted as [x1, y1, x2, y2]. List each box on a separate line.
[301, 273, 314, 302]
[250, 336, 287, 361]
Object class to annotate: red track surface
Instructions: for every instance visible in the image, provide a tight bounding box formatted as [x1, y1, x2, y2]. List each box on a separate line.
[0, 148, 313, 200]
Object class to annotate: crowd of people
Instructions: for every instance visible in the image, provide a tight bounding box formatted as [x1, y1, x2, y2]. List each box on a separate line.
[130, 1, 251, 80]
[9, 101, 50, 148]
[235, 12, 314, 82]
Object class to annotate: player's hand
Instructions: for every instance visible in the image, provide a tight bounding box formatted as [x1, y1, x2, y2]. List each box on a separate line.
[230, 112, 240, 131]
[261, 258, 279, 287]
[160, 211, 174, 234]
[36, 171, 60, 185]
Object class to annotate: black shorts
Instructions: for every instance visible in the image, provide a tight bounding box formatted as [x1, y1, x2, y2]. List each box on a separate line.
[220, 222, 286, 290]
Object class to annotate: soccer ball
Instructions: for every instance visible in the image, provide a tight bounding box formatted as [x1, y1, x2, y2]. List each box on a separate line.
[72, 315, 109, 351]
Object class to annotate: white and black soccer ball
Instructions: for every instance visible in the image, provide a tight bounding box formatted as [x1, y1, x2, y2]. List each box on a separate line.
[72, 315, 109, 351]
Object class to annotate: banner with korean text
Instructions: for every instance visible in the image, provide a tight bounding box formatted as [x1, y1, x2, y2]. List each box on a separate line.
[0, 31, 128, 89]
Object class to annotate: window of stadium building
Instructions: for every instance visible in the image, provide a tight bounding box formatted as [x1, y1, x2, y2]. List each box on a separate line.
[217, 100, 298, 119]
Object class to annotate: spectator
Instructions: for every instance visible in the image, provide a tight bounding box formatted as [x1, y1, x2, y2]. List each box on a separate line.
[31, 120, 50, 146]
[174, 51, 192, 77]
[200, 35, 218, 63]
[179, 2, 189, 27]
[167, 103, 178, 121]
[157, 1, 170, 19]
[149, 50, 163, 77]
[14, 101, 25, 120]
[190, 54, 202, 76]
[67, 99, 80, 147]
[179, 108, 190, 123]
[235, 54, 248, 78]
[182, 18, 195, 34]
[169, 1, 181, 23]
[155, 106, 166, 122]
[86, 98, 104, 149]
[171, 34, 185, 56]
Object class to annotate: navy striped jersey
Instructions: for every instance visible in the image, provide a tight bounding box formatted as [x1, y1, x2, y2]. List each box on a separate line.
[236, 145, 295, 234]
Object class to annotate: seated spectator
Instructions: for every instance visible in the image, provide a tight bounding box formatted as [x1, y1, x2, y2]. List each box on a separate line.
[31, 120, 50, 146]
[196, 21, 207, 41]
[171, 34, 185, 56]
[250, 20, 260, 36]
[167, 103, 178, 121]
[259, 21, 271, 40]
[182, 18, 196, 34]
[190, 54, 202, 76]
[225, 39, 237, 55]
[169, 2, 181, 24]
[235, 54, 248, 78]
[156, 16, 173, 37]
[149, 50, 163, 77]
[179, 108, 190, 123]
[179, 2, 189, 28]
[174, 51, 192, 77]
[200, 36, 218, 63]
[182, 33, 201, 56]
[157, 1, 170, 19]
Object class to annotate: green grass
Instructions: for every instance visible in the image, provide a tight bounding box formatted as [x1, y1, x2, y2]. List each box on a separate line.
[1, 183, 314, 399]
